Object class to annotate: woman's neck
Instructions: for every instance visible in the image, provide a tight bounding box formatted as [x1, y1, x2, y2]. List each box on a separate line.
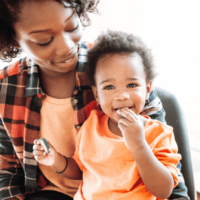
[39, 68, 77, 99]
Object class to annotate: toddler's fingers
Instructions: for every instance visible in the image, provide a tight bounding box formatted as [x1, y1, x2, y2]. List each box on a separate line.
[118, 118, 131, 128]
[117, 109, 138, 123]
[118, 120, 127, 128]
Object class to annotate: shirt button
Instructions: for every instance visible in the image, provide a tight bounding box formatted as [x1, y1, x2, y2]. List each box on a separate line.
[73, 99, 78, 104]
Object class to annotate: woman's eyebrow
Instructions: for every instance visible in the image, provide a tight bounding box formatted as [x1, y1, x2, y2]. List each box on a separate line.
[28, 9, 76, 35]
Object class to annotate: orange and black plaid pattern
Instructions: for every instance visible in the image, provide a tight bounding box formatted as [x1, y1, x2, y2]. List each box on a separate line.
[0, 42, 187, 200]
[0, 42, 98, 199]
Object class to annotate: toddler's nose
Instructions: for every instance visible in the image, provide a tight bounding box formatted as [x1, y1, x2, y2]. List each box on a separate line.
[114, 92, 130, 101]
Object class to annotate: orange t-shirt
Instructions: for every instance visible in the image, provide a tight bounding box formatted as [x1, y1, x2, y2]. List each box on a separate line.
[39, 95, 81, 197]
[73, 110, 181, 200]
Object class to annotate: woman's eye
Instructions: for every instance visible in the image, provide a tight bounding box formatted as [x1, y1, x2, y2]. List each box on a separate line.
[67, 24, 79, 33]
[37, 38, 54, 47]
[127, 83, 137, 88]
[105, 85, 114, 90]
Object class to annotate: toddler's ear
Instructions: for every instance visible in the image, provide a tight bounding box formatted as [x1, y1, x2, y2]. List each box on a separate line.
[92, 86, 99, 103]
[146, 81, 153, 100]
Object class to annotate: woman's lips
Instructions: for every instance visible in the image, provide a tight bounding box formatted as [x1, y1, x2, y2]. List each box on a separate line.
[53, 45, 80, 64]
[54, 52, 76, 63]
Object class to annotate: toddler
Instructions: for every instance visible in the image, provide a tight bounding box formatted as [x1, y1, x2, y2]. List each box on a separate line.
[33, 30, 181, 200]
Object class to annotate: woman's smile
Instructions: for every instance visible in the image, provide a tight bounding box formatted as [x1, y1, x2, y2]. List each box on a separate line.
[53, 52, 78, 68]
[13, 0, 83, 75]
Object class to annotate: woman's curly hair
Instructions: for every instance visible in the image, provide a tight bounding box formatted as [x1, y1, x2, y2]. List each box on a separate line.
[85, 30, 157, 86]
[0, 0, 99, 62]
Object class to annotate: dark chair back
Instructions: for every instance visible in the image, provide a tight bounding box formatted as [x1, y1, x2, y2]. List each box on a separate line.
[156, 87, 196, 200]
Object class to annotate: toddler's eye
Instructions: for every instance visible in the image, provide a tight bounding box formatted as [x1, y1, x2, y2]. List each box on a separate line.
[105, 85, 114, 90]
[127, 83, 137, 88]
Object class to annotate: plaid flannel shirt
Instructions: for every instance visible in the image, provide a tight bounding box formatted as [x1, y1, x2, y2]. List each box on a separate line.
[0, 42, 189, 200]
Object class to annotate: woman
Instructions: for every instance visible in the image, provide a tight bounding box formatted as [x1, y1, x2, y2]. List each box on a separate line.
[0, 0, 189, 200]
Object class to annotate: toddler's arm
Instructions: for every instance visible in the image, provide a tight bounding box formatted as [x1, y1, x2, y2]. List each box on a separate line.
[117, 108, 176, 199]
[33, 139, 82, 180]
[131, 140, 174, 199]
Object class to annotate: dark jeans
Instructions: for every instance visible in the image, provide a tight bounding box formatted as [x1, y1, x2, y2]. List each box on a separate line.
[25, 191, 73, 200]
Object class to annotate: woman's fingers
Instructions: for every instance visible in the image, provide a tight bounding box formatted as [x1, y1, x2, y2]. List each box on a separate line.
[34, 155, 46, 162]
[33, 139, 41, 145]
[33, 149, 46, 156]
[33, 144, 44, 151]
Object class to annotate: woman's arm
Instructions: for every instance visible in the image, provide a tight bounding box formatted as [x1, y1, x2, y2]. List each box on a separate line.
[51, 153, 82, 180]
[33, 139, 82, 180]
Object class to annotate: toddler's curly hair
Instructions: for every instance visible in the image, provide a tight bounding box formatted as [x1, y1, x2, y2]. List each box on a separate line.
[85, 30, 157, 86]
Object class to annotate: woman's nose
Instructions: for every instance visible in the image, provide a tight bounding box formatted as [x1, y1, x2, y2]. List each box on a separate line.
[55, 34, 74, 56]
[114, 92, 130, 101]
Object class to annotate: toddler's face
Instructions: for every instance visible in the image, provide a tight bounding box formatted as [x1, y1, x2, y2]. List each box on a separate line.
[92, 53, 152, 125]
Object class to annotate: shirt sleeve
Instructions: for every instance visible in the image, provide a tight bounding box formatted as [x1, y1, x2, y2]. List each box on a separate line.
[0, 118, 26, 200]
[147, 122, 182, 188]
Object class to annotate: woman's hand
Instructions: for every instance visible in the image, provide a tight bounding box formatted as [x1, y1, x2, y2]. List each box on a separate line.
[117, 108, 146, 153]
[33, 139, 59, 167]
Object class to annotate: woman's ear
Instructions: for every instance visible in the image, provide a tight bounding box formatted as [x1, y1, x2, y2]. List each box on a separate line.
[92, 86, 99, 104]
[146, 81, 153, 101]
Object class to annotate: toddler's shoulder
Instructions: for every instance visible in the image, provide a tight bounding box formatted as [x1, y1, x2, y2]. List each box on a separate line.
[146, 117, 172, 131]
[145, 117, 173, 140]
[84, 109, 105, 125]
[145, 119, 174, 145]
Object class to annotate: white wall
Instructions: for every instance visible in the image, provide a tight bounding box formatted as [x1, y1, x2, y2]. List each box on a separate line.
[0, 0, 200, 134]
[82, 0, 200, 134]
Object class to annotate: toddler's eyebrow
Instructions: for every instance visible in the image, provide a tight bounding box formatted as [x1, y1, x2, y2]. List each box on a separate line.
[100, 79, 113, 85]
[100, 77, 140, 85]
[127, 77, 140, 81]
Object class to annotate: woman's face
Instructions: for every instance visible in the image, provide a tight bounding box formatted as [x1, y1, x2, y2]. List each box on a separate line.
[13, 0, 83, 76]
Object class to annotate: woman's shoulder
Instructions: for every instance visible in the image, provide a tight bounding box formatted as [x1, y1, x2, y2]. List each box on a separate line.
[0, 57, 30, 80]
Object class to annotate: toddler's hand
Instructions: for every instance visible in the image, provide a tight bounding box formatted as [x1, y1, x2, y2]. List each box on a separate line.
[117, 108, 146, 152]
[33, 139, 58, 167]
